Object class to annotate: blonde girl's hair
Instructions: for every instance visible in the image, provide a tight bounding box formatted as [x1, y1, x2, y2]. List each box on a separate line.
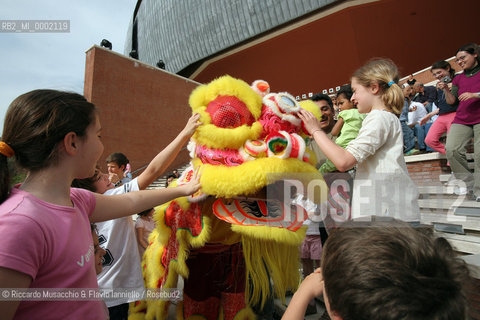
[352, 58, 403, 116]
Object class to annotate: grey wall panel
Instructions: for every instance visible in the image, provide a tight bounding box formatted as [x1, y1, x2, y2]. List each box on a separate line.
[125, 0, 337, 73]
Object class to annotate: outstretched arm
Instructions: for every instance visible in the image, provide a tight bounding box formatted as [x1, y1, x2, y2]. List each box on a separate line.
[298, 110, 357, 172]
[90, 170, 201, 222]
[137, 113, 201, 190]
[419, 108, 439, 126]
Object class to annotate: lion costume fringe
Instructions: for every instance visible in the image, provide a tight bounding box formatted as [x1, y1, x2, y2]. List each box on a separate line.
[130, 76, 328, 320]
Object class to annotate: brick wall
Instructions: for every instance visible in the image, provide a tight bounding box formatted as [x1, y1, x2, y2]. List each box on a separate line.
[84, 46, 200, 174]
[400, 57, 462, 87]
[406, 155, 451, 186]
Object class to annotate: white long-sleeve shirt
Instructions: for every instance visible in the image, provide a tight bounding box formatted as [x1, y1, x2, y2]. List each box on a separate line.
[346, 110, 420, 221]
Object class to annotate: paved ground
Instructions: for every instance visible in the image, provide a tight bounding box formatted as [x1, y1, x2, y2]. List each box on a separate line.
[164, 277, 329, 319]
[274, 294, 328, 319]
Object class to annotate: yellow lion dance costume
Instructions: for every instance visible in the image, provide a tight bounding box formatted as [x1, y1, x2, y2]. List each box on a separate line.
[130, 76, 327, 320]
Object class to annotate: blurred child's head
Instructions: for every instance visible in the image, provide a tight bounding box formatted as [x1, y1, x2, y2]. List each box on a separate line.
[91, 223, 106, 275]
[72, 169, 113, 194]
[1, 90, 98, 203]
[138, 207, 154, 218]
[351, 58, 403, 115]
[106, 152, 129, 175]
[335, 84, 355, 111]
[321, 219, 469, 320]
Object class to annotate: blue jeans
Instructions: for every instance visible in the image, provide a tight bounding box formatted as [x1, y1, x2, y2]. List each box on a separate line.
[414, 123, 434, 151]
[401, 121, 415, 152]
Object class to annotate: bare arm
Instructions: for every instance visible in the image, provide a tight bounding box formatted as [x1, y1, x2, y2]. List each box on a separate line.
[282, 269, 324, 320]
[137, 113, 201, 190]
[90, 171, 201, 222]
[298, 110, 357, 172]
[459, 92, 480, 101]
[419, 108, 439, 126]
[438, 82, 457, 105]
[136, 227, 148, 249]
[0, 267, 32, 320]
[330, 117, 344, 137]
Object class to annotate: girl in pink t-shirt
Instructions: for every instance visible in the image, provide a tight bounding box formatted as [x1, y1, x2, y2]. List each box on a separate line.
[135, 208, 156, 257]
[0, 90, 201, 320]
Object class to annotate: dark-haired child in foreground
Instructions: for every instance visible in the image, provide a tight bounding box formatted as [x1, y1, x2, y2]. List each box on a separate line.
[282, 219, 469, 320]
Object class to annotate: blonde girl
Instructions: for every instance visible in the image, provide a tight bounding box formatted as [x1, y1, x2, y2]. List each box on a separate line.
[0, 90, 201, 320]
[299, 59, 419, 221]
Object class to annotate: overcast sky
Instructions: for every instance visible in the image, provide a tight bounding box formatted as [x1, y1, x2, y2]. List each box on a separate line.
[0, 0, 137, 133]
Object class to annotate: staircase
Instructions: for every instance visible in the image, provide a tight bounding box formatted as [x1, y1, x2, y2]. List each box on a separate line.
[418, 174, 480, 255]
[413, 152, 480, 319]
[147, 163, 191, 190]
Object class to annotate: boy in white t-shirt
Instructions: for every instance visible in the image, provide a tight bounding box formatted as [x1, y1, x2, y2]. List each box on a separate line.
[72, 114, 200, 319]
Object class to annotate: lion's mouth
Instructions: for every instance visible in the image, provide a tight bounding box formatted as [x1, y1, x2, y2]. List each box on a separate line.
[211, 180, 319, 231]
[212, 197, 306, 231]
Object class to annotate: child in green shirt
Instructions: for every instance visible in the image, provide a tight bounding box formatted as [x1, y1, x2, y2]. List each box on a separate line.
[320, 85, 366, 173]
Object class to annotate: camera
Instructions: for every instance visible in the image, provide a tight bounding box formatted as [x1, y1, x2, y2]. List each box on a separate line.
[441, 75, 451, 83]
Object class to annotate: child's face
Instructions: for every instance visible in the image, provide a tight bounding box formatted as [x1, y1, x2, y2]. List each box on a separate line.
[351, 78, 373, 114]
[92, 232, 106, 275]
[107, 162, 125, 176]
[336, 93, 355, 111]
[93, 170, 114, 194]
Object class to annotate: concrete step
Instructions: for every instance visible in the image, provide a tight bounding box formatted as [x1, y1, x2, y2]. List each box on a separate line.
[404, 151, 446, 163]
[439, 174, 452, 182]
[147, 163, 190, 190]
[435, 232, 480, 254]
[417, 185, 455, 194]
[418, 198, 480, 210]
[420, 211, 480, 231]
[420, 211, 480, 232]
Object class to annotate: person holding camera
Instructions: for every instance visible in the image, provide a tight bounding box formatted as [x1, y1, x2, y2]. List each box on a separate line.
[445, 43, 480, 200]
[419, 60, 458, 154]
